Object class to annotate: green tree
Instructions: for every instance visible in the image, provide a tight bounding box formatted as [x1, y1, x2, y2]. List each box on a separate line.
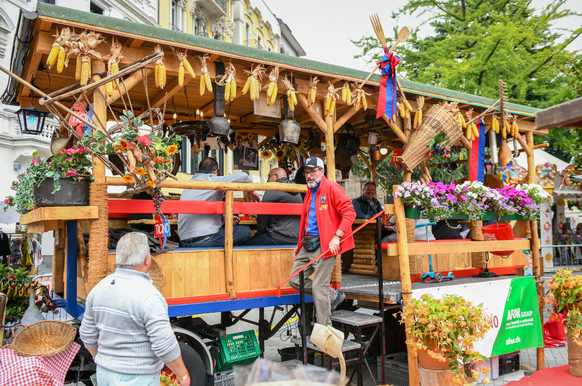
[352, 0, 581, 108]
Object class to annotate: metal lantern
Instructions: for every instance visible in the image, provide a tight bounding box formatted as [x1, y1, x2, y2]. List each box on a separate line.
[15, 103, 49, 135]
[370, 145, 382, 163]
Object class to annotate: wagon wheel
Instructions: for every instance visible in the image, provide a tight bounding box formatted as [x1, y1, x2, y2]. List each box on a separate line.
[435, 272, 443, 283]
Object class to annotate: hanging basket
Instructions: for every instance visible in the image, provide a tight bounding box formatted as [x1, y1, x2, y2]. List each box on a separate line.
[11, 320, 76, 357]
[398, 104, 462, 172]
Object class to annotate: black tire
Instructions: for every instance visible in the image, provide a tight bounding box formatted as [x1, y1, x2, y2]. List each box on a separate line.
[435, 272, 442, 283]
[178, 341, 206, 386]
[421, 274, 427, 283]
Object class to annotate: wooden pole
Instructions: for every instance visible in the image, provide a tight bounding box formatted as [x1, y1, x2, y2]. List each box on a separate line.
[325, 116, 336, 182]
[526, 131, 545, 370]
[297, 94, 327, 133]
[333, 106, 359, 133]
[106, 176, 308, 193]
[393, 185, 419, 386]
[106, 67, 152, 104]
[0, 292, 6, 345]
[224, 191, 236, 299]
[380, 114, 408, 144]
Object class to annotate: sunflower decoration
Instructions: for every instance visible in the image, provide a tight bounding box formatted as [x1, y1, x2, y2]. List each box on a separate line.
[134, 167, 146, 176]
[247, 133, 255, 141]
[122, 174, 135, 183]
[146, 180, 155, 186]
[274, 148, 287, 162]
[261, 150, 273, 159]
[166, 144, 178, 157]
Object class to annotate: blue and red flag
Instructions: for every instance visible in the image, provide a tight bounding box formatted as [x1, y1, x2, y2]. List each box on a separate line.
[376, 47, 400, 120]
[469, 119, 486, 182]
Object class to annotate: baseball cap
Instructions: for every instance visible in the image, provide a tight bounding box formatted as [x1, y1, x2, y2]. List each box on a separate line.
[305, 157, 325, 169]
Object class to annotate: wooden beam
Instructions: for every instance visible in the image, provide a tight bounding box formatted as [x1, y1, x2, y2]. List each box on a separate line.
[126, 38, 144, 49]
[224, 191, 236, 299]
[535, 97, 582, 130]
[149, 72, 193, 108]
[107, 67, 152, 105]
[325, 116, 336, 181]
[297, 93, 327, 133]
[380, 114, 408, 145]
[358, 150, 372, 171]
[39, 20, 53, 32]
[333, 106, 359, 132]
[240, 114, 263, 124]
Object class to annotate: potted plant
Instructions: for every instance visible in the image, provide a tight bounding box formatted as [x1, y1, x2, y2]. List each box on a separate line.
[546, 269, 582, 377]
[399, 294, 492, 385]
[4, 153, 51, 213]
[0, 263, 34, 322]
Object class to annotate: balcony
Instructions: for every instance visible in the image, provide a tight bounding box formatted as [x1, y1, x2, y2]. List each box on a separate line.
[196, 0, 226, 17]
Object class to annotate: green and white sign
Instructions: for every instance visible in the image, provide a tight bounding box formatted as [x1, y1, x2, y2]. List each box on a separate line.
[412, 276, 543, 358]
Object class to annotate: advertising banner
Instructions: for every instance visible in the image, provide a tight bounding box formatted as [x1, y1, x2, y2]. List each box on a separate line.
[412, 276, 543, 358]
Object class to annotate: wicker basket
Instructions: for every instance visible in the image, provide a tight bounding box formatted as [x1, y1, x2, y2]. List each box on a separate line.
[12, 320, 76, 357]
[398, 104, 462, 172]
[110, 257, 166, 290]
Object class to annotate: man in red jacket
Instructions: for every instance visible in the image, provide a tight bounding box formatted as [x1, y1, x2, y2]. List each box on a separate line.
[289, 157, 356, 326]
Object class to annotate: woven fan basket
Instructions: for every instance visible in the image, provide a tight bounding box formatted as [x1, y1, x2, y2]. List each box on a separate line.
[110, 256, 166, 290]
[12, 320, 76, 357]
[398, 104, 462, 172]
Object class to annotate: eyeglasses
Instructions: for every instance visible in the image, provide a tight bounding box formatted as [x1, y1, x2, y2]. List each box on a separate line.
[304, 168, 321, 177]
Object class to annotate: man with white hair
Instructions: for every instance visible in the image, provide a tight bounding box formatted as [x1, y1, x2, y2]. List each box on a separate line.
[289, 157, 356, 326]
[80, 232, 190, 386]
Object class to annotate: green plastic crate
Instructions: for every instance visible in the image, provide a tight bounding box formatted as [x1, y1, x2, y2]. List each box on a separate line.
[215, 330, 261, 372]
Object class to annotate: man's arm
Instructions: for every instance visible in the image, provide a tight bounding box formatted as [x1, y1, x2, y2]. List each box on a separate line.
[79, 297, 99, 354]
[352, 199, 368, 219]
[165, 356, 190, 386]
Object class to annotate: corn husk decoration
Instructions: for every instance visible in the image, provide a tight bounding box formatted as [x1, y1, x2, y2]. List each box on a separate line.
[502, 116, 511, 139]
[68, 31, 105, 86]
[323, 83, 339, 117]
[151, 45, 166, 89]
[465, 108, 479, 141]
[217, 61, 237, 102]
[282, 75, 298, 111]
[455, 110, 467, 131]
[491, 114, 500, 134]
[242, 64, 266, 101]
[46, 27, 75, 73]
[198, 54, 213, 95]
[398, 95, 413, 130]
[173, 48, 196, 87]
[414, 96, 424, 129]
[340, 82, 352, 106]
[103, 38, 124, 96]
[511, 116, 520, 137]
[308, 76, 319, 105]
[266, 67, 279, 106]
[350, 87, 370, 111]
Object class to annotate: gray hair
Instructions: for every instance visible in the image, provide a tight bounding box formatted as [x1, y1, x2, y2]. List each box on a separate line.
[116, 232, 150, 267]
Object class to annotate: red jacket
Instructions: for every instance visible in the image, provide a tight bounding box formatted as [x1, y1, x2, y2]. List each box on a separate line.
[297, 176, 356, 258]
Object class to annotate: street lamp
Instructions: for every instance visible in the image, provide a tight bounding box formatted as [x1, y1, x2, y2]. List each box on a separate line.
[15, 87, 49, 135]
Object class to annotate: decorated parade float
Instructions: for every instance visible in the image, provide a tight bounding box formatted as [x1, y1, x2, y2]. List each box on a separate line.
[2, 3, 581, 386]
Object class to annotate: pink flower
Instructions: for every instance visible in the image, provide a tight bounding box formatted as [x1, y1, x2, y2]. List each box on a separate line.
[31, 158, 39, 165]
[4, 198, 10, 204]
[137, 134, 152, 147]
[65, 158, 73, 162]
[65, 168, 77, 177]
[60, 149, 67, 154]
[67, 148, 76, 156]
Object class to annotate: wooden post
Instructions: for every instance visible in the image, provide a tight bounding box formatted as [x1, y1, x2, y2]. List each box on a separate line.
[0, 292, 6, 344]
[87, 60, 110, 293]
[224, 191, 236, 299]
[325, 116, 336, 181]
[526, 131, 545, 370]
[52, 226, 65, 294]
[394, 185, 419, 386]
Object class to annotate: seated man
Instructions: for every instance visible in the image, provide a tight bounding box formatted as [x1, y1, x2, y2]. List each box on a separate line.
[245, 168, 302, 245]
[353, 181, 392, 239]
[178, 158, 259, 247]
[130, 188, 154, 232]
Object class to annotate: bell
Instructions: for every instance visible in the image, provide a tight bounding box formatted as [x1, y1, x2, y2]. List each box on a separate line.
[370, 145, 382, 163]
[367, 132, 378, 145]
[279, 118, 301, 144]
[208, 117, 230, 136]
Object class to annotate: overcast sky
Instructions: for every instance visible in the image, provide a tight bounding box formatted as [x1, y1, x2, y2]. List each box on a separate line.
[266, 0, 582, 72]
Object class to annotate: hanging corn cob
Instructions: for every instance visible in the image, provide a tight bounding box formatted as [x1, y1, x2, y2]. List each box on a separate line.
[341, 82, 352, 105]
[242, 64, 266, 101]
[46, 27, 75, 73]
[103, 38, 124, 96]
[308, 76, 319, 105]
[198, 54, 213, 95]
[282, 75, 298, 111]
[152, 45, 166, 89]
[465, 108, 478, 141]
[350, 87, 370, 111]
[216, 61, 237, 102]
[172, 48, 195, 87]
[511, 116, 520, 137]
[491, 114, 500, 134]
[503, 118, 511, 138]
[322, 82, 339, 117]
[266, 67, 280, 106]
[455, 111, 467, 130]
[414, 96, 424, 129]
[69, 31, 105, 86]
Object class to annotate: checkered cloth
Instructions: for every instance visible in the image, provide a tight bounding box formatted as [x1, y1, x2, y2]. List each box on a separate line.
[0, 342, 80, 386]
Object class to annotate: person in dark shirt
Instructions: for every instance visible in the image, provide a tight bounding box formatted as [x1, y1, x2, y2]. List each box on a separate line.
[130, 189, 154, 232]
[352, 182, 383, 219]
[233, 136, 249, 170]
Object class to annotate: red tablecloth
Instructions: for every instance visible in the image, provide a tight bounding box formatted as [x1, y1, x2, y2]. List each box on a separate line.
[505, 365, 580, 386]
[0, 342, 80, 386]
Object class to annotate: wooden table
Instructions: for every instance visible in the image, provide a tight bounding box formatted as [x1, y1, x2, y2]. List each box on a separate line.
[127, 219, 178, 225]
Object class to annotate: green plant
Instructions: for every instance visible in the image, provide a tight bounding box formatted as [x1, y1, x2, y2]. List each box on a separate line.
[399, 294, 492, 385]
[0, 264, 34, 321]
[4, 152, 51, 213]
[546, 269, 582, 346]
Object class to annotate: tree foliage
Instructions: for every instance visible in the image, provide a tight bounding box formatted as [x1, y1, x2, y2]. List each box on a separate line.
[352, 0, 581, 108]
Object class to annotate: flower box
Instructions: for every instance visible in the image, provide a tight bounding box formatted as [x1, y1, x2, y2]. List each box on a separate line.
[404, 205, 537, 221]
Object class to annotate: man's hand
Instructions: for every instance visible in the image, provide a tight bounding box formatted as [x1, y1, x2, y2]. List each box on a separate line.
[329, 236, 341, 255]
[384, 225, 394, 232]
[177, 377, 190, 386]
[248, 191, 260, 202]
[294, 246, 299, 257]
[233, 215, 241, 226]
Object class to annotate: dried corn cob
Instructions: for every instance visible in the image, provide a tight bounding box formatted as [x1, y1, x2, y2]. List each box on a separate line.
[243, 64, 266, 101]
[46, 27, 74, 71]
[414, 96, 424, 129]
[103, 38, 123, 94]
[179, 64, 185, 87]
[282, 75, 298, 111]
[266, 67, 279, 105]
[491, 115, 500, 134]
[308, 76, 319, 105]
[350, 87, 370, 112]
[75, 55, 82, 81]
[216, 62, 237, 102]
[198, 54, 213, 95]
[322, 82, 339, 117]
